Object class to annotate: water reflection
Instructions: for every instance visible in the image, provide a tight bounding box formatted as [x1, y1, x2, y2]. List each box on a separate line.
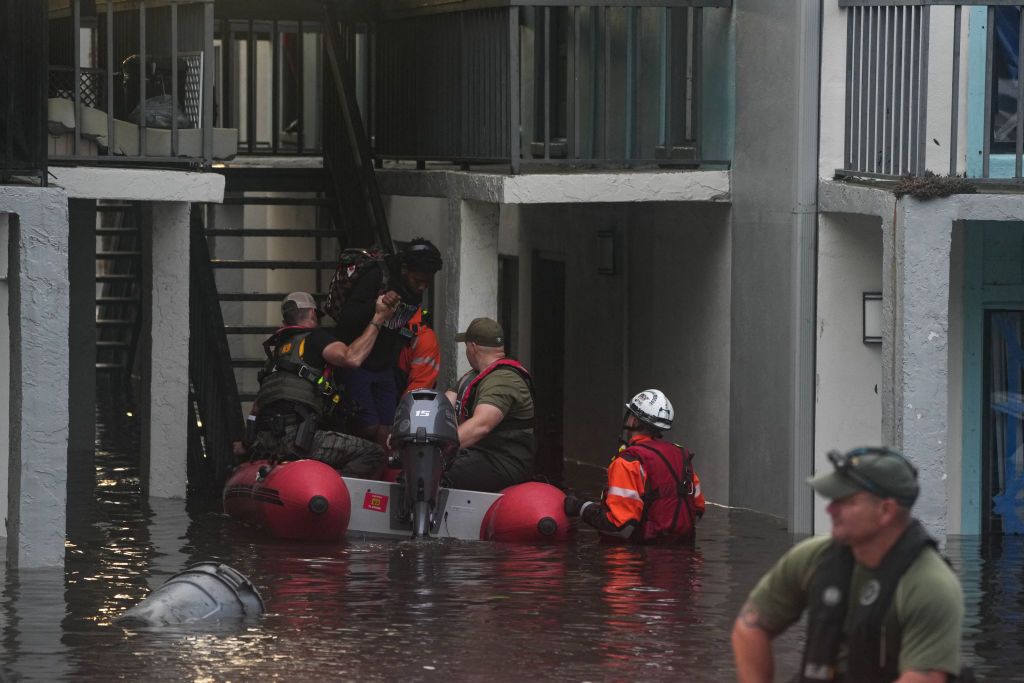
[0, 384, 1022, 679]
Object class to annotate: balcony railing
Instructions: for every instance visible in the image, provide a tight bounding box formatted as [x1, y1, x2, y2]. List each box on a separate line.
[46, 0, 223, 167]
[214, 15, 324, 155]
[838, 1, 1024, 182]
[363, 0, 730, 173]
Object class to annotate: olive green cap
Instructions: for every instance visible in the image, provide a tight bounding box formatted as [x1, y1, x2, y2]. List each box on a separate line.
[454, 317, 504, 347]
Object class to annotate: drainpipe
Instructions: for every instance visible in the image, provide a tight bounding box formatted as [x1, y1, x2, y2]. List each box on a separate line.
[789, 0, 823, 535]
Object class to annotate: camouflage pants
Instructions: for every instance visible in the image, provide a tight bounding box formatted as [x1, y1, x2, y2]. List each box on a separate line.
[250, 421, 385, 479]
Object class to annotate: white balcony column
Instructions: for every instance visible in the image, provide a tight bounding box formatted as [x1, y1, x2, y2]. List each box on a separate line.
[441, 198, 499, 385]
[884, 197, 955, 538]
[140, 201, 191, 499]
[1, 187, 71, 569]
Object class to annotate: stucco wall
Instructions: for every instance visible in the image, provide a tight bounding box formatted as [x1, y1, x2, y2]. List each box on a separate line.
[628, 203, 733, 504]
[504, 202, 731, 503]
[512, 203, 629, 473]
[1, 187, 71, 567]
[814, 213, 884, 534]
[0, 212, 8, 529]
[731, 0, 817, 521]
[947, 221, 965, 535]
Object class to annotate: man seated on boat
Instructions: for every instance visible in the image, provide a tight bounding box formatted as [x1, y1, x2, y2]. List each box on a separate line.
[563, 389, 705, 543]
[235, 291, 399, 478]
[444, 318, 536, 493]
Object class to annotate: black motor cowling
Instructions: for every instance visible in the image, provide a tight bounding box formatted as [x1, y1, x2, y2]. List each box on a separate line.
[391, 390, 460, 536]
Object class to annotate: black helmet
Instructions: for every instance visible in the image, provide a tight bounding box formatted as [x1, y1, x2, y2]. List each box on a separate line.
[400, 238, 443, 274]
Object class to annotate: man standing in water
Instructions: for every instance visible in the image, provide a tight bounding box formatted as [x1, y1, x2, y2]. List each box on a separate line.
[731, 447, 964, 683]
[563, 389, 704, 543]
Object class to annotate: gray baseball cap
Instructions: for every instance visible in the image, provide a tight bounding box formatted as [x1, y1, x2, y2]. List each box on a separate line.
[807, 447, 920, 507]
[281, 291, 321, 317]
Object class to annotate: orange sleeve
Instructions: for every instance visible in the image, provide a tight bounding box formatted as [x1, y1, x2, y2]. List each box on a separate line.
[603, 456, 647, 528]
[692, 468, 706, 515]
[403, 327, 440, 392]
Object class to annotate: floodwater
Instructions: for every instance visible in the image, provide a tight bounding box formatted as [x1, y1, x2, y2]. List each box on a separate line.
[1, 392, 1023, 681]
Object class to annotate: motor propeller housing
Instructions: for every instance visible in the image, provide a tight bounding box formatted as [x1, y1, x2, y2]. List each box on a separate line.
[390, 390, 460, 536]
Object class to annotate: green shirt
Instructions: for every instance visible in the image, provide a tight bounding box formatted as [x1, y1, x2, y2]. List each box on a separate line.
[748, 534, 963, 676]
[454, 366, 535, 479]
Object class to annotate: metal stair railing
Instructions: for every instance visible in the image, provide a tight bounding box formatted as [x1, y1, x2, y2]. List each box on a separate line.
[322, 3, 395, 253]
[187, 206, 244, 494]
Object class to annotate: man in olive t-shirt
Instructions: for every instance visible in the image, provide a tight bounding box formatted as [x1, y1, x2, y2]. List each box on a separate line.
[732, 447, 964, 683]
[444, 318, 535, 492]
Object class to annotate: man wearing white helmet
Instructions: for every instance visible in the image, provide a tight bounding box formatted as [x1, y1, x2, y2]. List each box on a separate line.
[563, 389, 705, 542]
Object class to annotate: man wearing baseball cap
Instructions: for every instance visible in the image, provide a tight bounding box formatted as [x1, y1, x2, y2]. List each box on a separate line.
[235, 290, 398, 477]
[732, 447, 964, 683]
[443, 317, 535, 492]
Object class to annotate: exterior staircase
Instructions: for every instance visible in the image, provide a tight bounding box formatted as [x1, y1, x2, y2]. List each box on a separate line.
[185, 2, 394, 493]
[95, 201, 143, 376]
[205, 167, 343, 405]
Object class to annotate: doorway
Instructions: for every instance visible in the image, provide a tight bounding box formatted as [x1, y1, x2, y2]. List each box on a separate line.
[531, 251, 566, 485]
[983, 310, 1024, 534]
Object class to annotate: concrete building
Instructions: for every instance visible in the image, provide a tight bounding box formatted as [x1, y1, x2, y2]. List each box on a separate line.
[6, 0, 1024, 570]
[2, 1, 226, 568]
[817, 3, 1024, 538]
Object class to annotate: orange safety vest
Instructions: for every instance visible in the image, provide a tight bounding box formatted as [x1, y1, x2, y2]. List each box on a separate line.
[602, 434, 705, 542]
[397, 320, 440, 392]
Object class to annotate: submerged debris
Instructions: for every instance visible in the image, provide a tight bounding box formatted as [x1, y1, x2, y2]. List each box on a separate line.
[892, 171, 977, 200]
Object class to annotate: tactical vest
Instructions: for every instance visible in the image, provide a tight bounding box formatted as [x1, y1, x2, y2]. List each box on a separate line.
[620, 440, 698, 542]
[454, 359, 535, 431]
[800, 520, 936, 683]
[256, 326, 339, 417]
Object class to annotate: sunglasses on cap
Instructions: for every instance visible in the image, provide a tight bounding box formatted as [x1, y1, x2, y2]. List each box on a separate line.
[826, 447, 918, 506]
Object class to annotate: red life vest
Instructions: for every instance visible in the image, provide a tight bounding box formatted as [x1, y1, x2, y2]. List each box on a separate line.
[455, 359, 534, 424]
[621, 440, 698, 542]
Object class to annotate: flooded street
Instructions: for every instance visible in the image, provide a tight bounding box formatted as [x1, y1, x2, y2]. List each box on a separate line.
[1, 389, 1022, 681]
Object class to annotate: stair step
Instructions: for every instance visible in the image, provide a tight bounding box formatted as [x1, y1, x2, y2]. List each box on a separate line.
[97, 251, 142, 259]
[96, 228, 140, 236]
[225, 326, 279, 335]
[96, 274, 138, 282]
[219, 292, 326, 302]
[222, 196, 333, 207]
[210, 260, 336, 270]
[96, 319, 135, 327]
[97, 340, 132, 348]
[238, 392, 259, 402]
[205, 228, 339, 238]
[97, 296, 140, 304]
[220, 167, 330, 193]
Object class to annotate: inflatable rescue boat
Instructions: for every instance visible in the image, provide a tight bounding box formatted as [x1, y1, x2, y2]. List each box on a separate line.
[224, 390, 570, 543]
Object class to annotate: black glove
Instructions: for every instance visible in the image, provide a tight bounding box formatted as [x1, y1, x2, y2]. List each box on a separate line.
[564, 492, 585, 517]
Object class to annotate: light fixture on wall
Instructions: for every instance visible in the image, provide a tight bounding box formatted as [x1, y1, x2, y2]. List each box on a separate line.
[863, 292, 882, 344]
[597, 229, 615, 275]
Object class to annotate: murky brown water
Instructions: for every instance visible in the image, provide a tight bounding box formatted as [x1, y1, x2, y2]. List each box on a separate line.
[1, 387, 1022, 681]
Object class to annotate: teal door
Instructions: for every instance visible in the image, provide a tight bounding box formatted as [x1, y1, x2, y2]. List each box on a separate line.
[984, 311, 1024, 534]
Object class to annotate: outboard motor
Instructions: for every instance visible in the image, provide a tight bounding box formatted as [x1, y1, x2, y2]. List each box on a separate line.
[391, 390, 460, 537]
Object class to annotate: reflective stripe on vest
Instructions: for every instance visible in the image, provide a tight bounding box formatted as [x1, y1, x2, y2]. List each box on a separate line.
[620, 440, 697, 542]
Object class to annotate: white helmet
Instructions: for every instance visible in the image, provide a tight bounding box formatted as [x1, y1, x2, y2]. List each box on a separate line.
[625, 389, 674, 431]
